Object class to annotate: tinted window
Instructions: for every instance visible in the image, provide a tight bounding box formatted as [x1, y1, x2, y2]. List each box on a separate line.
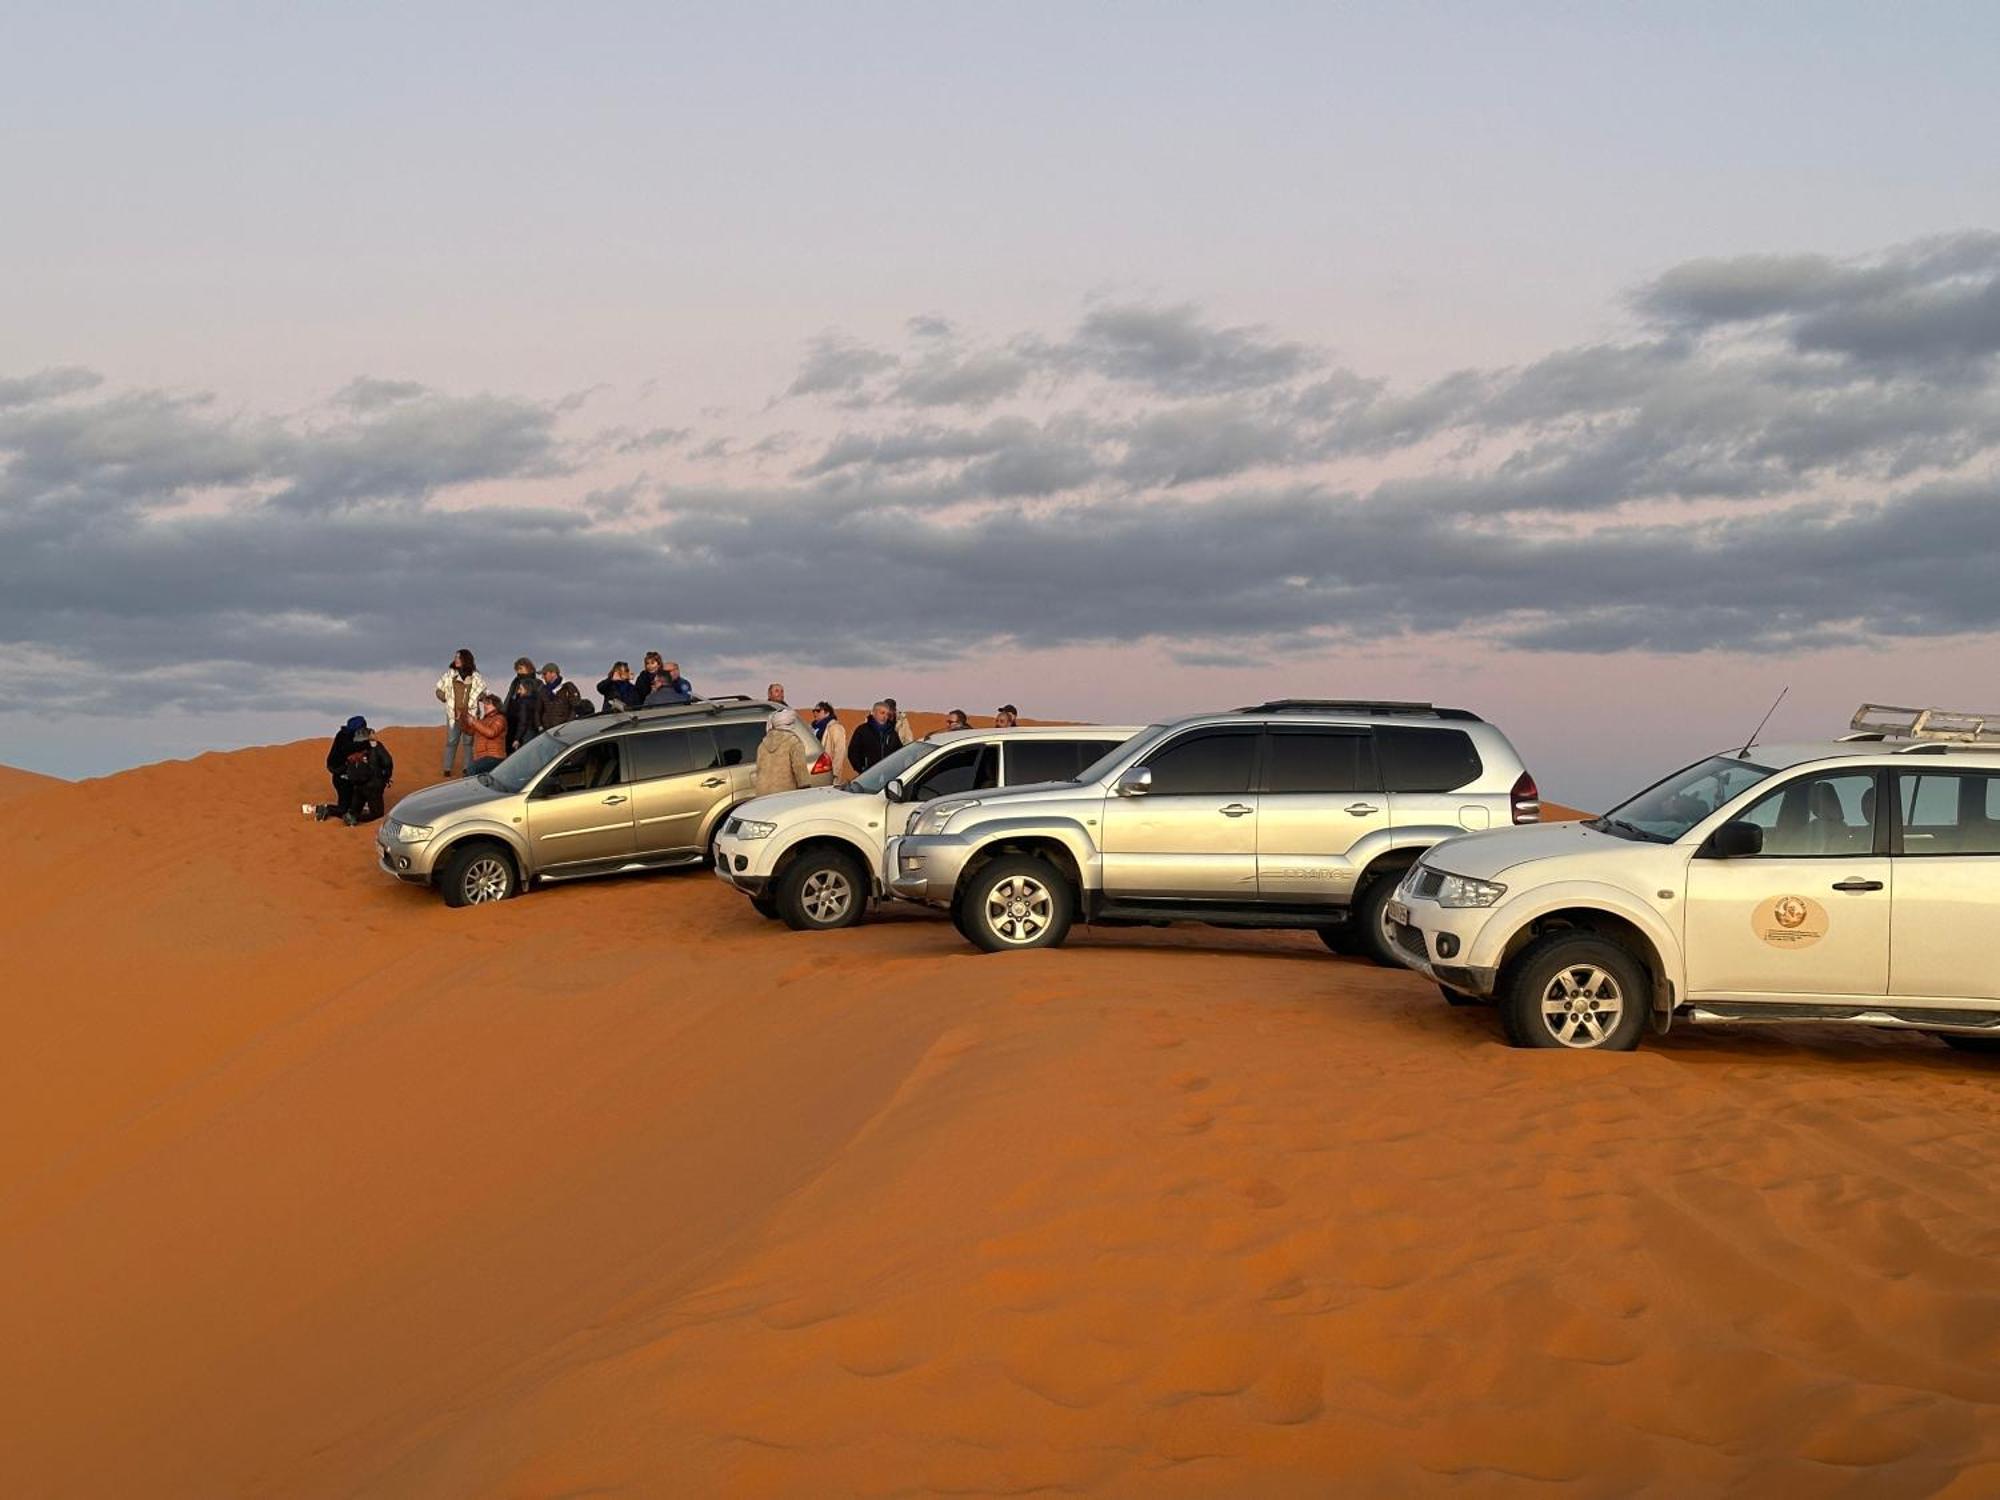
[1144, 730, 1257, 796]
[1376, 726, 1482, 793]
[1737, 771, 1876, 856]
[1005, 738, 1116, 786]
[540, 741, 623, 796]
[911, 744, 997, 800]
[713, 721, 763, 767]
[1262, 730, 1376, 794]
[1898, 771, 2000, 856]
[626, 728, 699, 781]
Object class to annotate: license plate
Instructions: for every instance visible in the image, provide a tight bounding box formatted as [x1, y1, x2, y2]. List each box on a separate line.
[1386, 899, 1410, 927]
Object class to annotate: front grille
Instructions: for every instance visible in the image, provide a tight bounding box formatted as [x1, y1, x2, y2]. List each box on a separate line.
[1413, 868, 1444, 899]
[1392, 921, 1428, 960]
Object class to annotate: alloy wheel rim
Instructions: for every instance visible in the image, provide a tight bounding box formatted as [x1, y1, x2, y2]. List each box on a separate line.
[801, 868, 852, 923]
[1539, 964, 1624, 1048]
[464, 857, 510, 904]
[985, 874, 1052, 945]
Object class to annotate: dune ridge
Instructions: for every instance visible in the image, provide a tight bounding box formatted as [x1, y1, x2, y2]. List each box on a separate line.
[2, 727, 1996, 1497]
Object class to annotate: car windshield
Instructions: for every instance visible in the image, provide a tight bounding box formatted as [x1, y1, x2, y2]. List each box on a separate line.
[1075, 725, 1165, 786]
[1596, 754, 1777, 842]
[848, 738, 938, 793]
[483, 729, 575, 793]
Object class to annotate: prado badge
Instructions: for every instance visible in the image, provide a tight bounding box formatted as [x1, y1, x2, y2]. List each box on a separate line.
[1752, 894, 1829, 949]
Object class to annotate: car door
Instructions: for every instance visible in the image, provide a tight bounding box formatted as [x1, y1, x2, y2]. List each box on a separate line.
[1889, 768, 2000, 1003]
[1000, 737, 1125, 789]
[524, 739, 635, 869]
[626, 726, 725, 856]
[1376, 724, 1487, 832]
[712, 720, 766, 803]
[1099, 727, 1261, 899]
[1255, 726, 1387, 903]
[1683, 768, 1890, 1000]
[896, 740, 999, 836]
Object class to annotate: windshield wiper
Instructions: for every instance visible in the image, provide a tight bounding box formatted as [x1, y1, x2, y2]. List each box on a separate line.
[1592, 815, 1667, 843]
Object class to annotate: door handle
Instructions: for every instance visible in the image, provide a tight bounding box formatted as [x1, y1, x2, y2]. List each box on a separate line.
[1345, 803, 1379, 816]
[1219, 803, 1253, 817]
[1831, 878, 1883, 892]
[700, 776, 727, 788]
[601, 794, 628, 805]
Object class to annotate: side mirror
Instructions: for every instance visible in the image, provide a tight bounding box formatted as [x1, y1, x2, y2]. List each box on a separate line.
[884, 777, 907, 804]
[1115, 766, 1153, 797]
[1708, 820, 1763, 858]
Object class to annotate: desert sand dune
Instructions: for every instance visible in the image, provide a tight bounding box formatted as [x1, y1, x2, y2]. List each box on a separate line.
[0, 762, 63, 803]
[2, 727, 1996, 1497]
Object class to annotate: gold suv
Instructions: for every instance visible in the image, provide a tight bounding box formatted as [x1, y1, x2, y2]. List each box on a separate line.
[377, 697, 830, 906]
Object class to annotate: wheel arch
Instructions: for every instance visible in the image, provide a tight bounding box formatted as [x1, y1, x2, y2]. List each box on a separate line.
[771, 833, 878, 886]
[431, 828, 528, 885]
[956, 833, 1086, 907]
[1494, 904, 1677, 1018]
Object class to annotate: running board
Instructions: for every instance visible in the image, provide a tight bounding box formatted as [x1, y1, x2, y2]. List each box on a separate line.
[1091, 901, 1341, 930]
[539, 853, 704, 883]
[1685, 1003, 2000, 1035]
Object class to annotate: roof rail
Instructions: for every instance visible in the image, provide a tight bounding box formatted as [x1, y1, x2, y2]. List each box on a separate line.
[1235, 698, 1483, 723]
[611, 695, 760, 726]
[1850, 703, 2000, 744]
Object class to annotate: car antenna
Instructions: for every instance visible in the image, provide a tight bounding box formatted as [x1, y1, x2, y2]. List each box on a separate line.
[1736, 685, 1788, 758]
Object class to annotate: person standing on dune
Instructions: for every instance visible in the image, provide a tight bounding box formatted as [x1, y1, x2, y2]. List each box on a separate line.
[885, 697, 915, 747]
[643, 661, 695, 706]
[995, 704, 1018, 728]
[597, 661, 643, 712]
[754, 708, 813, 794]
[943, 708, 970, 731]
[434, 649, 485, 777]
[539, 663, 585, 727]
[811, 701, 849, 784]
[503, 658, 544, 752]
[847, 701, 902, 775]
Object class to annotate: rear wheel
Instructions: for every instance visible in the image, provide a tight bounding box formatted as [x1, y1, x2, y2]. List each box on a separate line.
[439, 842, 518, 908]
[1499, 934, 1647, 1052]
[959, 855, 1073, 953]
[776, 849, 867, 931]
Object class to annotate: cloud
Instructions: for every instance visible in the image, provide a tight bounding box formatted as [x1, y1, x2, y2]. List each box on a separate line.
[9, 232, 2000, 726]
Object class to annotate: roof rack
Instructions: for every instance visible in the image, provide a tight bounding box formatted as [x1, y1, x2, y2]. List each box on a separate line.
[610, 695, 760, 726]
[1850, 703, 2000, 745]
[1235, 699, 1482, 723]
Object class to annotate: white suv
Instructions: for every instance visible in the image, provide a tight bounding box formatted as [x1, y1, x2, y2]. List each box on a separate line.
[1385, 704, 2000, 1054]
[713, 724, 1140, 930]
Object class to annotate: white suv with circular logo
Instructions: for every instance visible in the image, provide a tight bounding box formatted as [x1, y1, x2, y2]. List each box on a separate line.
[1384, 704, 2000, 1055]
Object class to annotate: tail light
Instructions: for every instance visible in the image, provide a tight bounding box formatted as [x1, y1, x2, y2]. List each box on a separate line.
[810, 752, 832, 775]
[1511, 771, 1540, 825]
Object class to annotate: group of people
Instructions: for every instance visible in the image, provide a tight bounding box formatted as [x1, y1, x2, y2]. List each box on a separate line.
[304, 643, 1028, 825]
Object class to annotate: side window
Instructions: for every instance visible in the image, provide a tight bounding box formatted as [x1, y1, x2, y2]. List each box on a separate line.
[1898, 771, 2000, 856]
[713, 721, 763, 768]
[1143, 730, 1258, 796]
[1376, 726, 1482, 793]
[911, 745, 987, 800]
[1004, 739, 1096, 786]
[1261, 730, 1376, 794]
[626, 729, 696, 781]
[1735, 771, 1877, 857]
[539, 741, 623, 797]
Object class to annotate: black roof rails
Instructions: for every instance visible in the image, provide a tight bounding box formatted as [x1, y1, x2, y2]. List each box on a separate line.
[609, 694, 759, 726]
[1235, 699, 1482, 723]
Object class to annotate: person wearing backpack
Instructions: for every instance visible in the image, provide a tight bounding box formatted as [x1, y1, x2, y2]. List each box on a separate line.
[302, 715, 368, 822]
[343, 727, 396, 825]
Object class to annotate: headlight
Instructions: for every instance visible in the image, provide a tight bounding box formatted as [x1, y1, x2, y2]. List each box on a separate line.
[733, 819, 778, 841]
[395, 823, 435, 843]
[1436, 871, 1506, 907]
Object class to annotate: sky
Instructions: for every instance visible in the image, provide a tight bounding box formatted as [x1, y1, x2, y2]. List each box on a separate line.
[3, 1, 1999, 808]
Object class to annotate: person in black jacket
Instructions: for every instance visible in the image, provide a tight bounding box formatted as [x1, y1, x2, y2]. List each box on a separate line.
[504, 657, 545, 752]
[846, 701, 903, 776]
[597, 661, 644, 712]
[302, 716, 368, 822]
[342, 728, 395, 825]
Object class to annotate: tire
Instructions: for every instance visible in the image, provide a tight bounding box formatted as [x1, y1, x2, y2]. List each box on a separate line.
[1499, 934, 1648, 1052]
[1347, 874, 1404, 968]
[775, 849, 867, 931]
[1938, 1033, 2000, 1055]
[1317, 924, 1363, 957]
[438, 842, 518, 908]
[749, 893, 780, 920]
[958, 855, 1074, 953]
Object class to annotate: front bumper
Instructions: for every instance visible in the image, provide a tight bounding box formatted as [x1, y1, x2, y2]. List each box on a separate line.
[883, 832, 978, 905]
[711, 832, 773, 897]
[376, 832, 431, 884]
[1383, 888, 1500, 997]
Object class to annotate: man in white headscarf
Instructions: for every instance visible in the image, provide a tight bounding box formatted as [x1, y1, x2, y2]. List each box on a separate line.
[754, 707, 813, 794]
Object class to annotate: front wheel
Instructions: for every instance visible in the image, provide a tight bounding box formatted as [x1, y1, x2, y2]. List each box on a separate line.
[1499, 934, 1648, 1052]
[749, 893, 780, 920]
[776, 850, 867, 931]
[439, 842, 519, 908]
[959, 855, 1073, 952]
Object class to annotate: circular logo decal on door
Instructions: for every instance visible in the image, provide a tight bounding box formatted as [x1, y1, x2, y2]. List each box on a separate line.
[1751, 895, 1829, 949]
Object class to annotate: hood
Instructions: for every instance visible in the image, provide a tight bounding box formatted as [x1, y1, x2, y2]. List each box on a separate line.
[390, 775, 511, 823]
[736, 786, 852, 820]
[1420, 819, 1622, 880]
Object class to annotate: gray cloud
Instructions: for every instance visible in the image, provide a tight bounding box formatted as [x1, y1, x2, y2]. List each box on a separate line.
[9, 233, 2000, 723]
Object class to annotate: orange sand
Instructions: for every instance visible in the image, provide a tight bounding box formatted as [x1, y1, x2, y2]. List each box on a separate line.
[0, 762, 62, 803]
[2, 730, 1996, 1497]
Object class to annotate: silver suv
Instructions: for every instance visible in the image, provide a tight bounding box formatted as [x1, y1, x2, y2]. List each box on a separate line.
[378, 697, 830, 906]
[883, 700, 1537, 958]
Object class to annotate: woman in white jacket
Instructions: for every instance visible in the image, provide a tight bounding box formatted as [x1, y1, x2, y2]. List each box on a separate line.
[434, 649, 487, 776]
